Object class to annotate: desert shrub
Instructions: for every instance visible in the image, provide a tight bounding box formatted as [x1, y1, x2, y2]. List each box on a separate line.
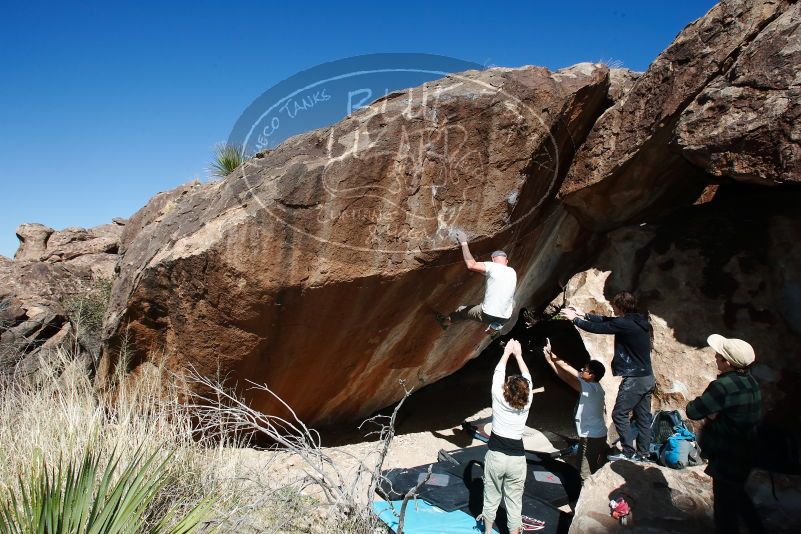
[596, 57, 625, 69]
[189, 376, 410, 533]
[62, 278, 113, 358]
[0, 298, 11, 330]
[0, 346, 394, 533]
[0, 445, 211, 534]
[209, 144, 245, 178]
[0, 348, 237, 533]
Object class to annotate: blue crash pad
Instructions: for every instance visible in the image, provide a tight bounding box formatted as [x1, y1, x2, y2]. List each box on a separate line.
[373, 499, 493, 533]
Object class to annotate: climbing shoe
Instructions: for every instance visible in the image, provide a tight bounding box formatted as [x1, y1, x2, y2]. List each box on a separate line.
[607, 451, 636, 462]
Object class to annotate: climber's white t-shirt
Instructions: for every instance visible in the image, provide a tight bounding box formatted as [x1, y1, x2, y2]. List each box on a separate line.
[481, 262, 517, 319]
[575, 376, 606, 438]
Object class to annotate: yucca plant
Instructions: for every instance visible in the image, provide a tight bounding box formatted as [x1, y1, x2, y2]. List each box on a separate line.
[208, 144, 245, 177]
[0, 445, 212, 534]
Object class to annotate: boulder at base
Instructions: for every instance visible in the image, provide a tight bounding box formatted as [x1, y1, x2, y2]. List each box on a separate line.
[569, 461, 713, 534]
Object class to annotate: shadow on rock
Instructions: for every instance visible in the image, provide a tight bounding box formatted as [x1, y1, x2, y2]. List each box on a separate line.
[608, 460, 712, 533]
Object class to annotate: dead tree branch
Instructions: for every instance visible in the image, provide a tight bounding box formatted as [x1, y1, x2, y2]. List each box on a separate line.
[397, 464, 433, 534]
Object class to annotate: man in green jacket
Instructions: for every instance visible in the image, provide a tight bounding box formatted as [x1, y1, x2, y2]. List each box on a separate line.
[686, 334, 764, 534]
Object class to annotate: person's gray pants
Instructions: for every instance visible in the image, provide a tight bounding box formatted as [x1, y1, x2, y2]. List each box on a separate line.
[481, 450, 526, 532]
[611, 375, 655, 455]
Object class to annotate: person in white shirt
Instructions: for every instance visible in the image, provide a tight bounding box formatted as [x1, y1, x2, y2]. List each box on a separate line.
[440, 231, 517, 329]
[479, 339, 533, 534]
[542, 338, 608, 482]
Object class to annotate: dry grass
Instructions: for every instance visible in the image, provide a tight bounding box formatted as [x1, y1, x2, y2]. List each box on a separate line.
[189, 375, 413, 532]
[0, 344, 390, 533]
[0, 348, 233, 531]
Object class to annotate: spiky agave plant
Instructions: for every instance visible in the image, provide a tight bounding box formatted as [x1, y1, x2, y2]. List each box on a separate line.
[0, 445, 212, 534]
[209, 143, 245, 177]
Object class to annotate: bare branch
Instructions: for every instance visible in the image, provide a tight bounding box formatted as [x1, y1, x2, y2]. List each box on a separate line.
[398, 464, 433, 534]
[186, 372, 414, 527]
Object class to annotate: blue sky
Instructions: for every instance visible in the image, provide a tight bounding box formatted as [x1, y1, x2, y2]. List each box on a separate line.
[0, 0, 717, 258]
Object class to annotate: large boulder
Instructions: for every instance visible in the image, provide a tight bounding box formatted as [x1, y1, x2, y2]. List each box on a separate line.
[99, 64, 612, 424]
[96, 0, 801, 430]
[559, 0, 793, 229]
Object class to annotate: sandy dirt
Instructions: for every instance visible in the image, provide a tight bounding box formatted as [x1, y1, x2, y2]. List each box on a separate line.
[232, 344, 581, 503]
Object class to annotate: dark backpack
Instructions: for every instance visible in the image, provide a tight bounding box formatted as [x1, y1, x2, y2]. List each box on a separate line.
[649, 410, 702, 469]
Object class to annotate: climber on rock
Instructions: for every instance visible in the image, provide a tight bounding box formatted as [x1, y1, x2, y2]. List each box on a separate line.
[438, 230, 517, 335]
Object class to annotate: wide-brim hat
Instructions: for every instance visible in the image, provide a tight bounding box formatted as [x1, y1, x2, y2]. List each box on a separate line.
[707, 334, 755, 368]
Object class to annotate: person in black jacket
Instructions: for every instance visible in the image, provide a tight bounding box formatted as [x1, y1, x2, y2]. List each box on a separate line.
[561, 292, 654, 461]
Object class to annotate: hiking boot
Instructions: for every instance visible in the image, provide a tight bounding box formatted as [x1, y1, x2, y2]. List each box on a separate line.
[633, 453, 651, 462]
[607, 451, 636, 462]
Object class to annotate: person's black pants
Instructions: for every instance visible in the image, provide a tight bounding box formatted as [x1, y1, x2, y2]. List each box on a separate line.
[712, 475, 765, 533]
[574, 436, 608, 481]
[611, 375, 655, 455]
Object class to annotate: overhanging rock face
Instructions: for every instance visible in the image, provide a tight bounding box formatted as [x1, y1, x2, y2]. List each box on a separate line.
[100, 64, 611, 424]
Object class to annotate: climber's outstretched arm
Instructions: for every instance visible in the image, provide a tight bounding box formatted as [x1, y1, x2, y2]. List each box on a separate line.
[461, 242, 486, 273]
[542, 338, 580, 392]
[454, 231, 486, 273]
